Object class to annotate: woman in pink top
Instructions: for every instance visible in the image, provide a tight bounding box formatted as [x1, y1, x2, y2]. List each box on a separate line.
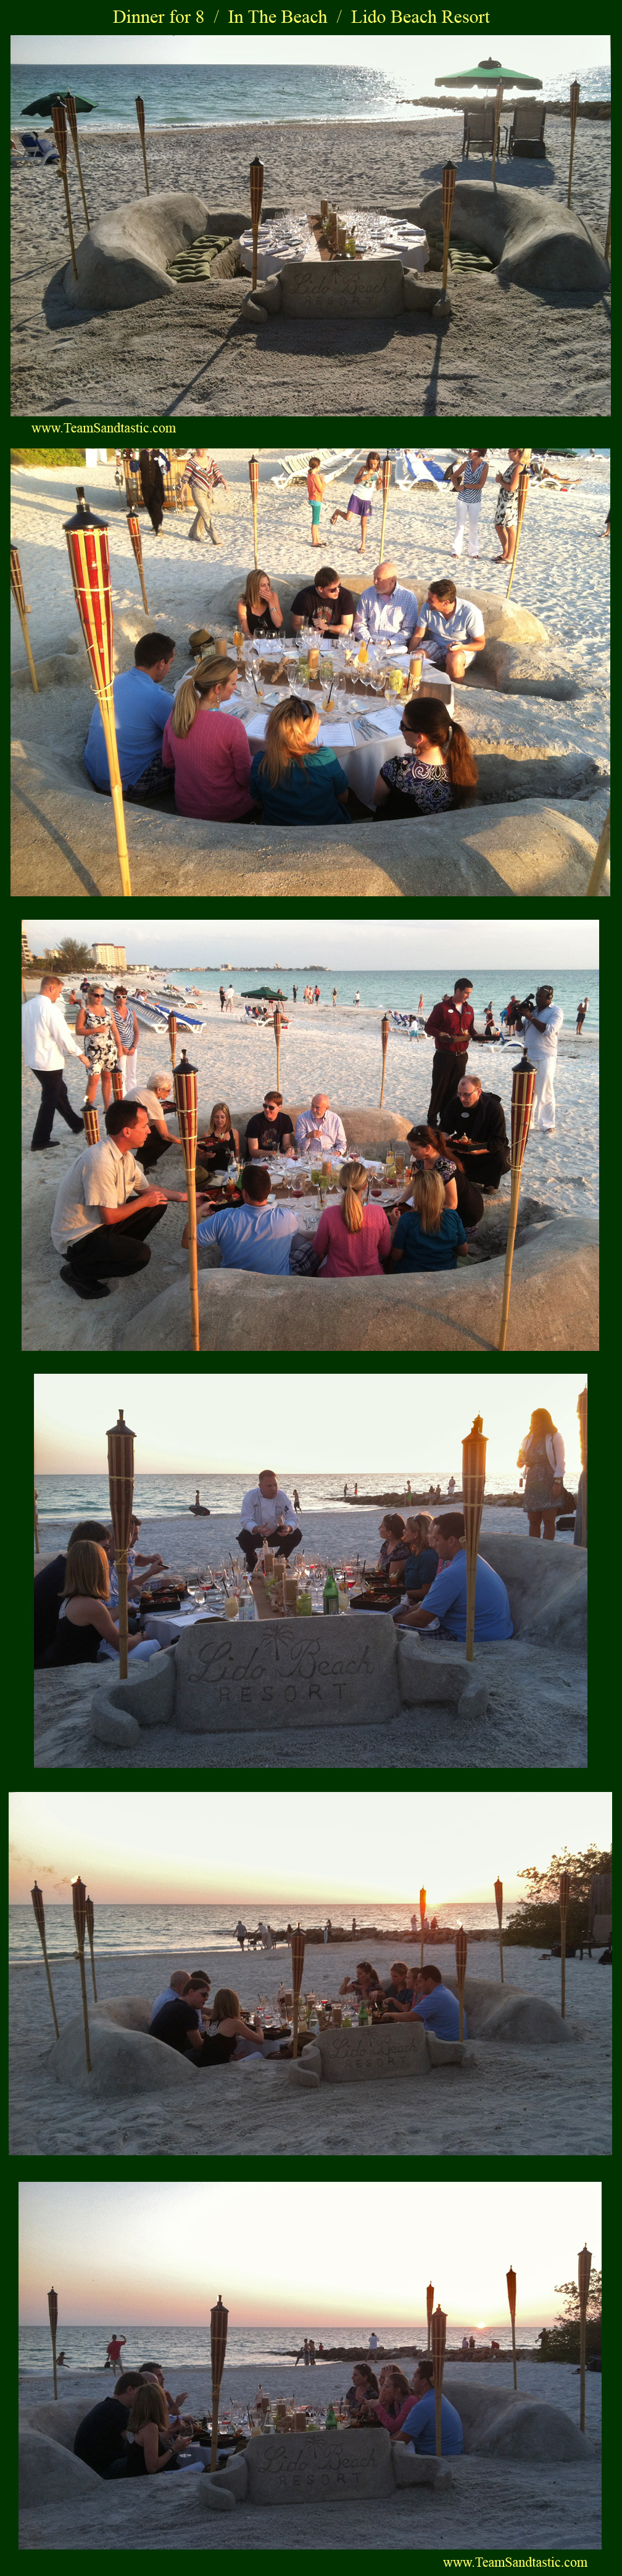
[366, 2369, 413, 2434]
[162, 654, 257, 820]
[314, 1162, 391, 1277]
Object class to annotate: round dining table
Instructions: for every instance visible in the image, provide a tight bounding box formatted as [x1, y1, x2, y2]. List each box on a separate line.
[231, 644, 452, 809]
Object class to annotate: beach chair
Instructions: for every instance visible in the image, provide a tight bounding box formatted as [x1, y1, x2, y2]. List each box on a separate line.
[505, 103, 547, 159]
[462, 105, 496, 159]
[270, 449, 360, 486]
[395, 451, 444, 490]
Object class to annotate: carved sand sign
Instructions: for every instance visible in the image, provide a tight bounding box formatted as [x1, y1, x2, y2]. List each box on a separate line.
[172, 1617, 401, 1730]
[246, 2427, 395, 2503]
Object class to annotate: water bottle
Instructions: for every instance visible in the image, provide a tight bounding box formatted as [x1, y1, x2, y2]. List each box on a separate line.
[323, 1567, 339, 1616]
[358, 2000, 368, 2026]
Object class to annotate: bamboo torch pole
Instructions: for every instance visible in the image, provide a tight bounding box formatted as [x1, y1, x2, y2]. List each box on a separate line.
[210, 2294, 229, 2471]
[559, 1870, 570, 2019]
[52, 104, 78, 280]
[291, 1928, 305, 2060]
[31, 1883, 60, 2039]
[85, 1896, 97, 2001]
[173, 1051, 200, 1354]
[249, 156, 264, 292]
[249, 455, 260, 571]
[576, 1385, 587, 1549]
[379, 1013, 389, 1109]
[168, 1011, 177, 1071]
[111, 1063, 125, 1102]
[441, 162, 456, 299]
[567, 81, 580, 207]
[506, 2267, 517, 2389]
[426, 2283, 434, 2354]
[273, 1004, 281, 1092]
[431, 2305, 446, 2457]
[82, 1104, 100, 1145]
[10, 545, 39, 691]
[420, 1886, 426, 1976]
[65, 92, 90, 229]
[462, 1413, 487, 1664]
[379, 453, 392, 563]
[506, 466, 530, 599]
[491, 80, 504, 185]
[107, 1406, 136, 1683]
[455, 1926, 468, 2041]
[126, 512, 149, 614]
[34, 1487, 40, 1554]
[48, 2289, 59, 2400]
[578, 2244, 592, 2433]
[584, 803, 610, 897]
[497, 1049, 536, 1350]
[64, 496, 132, 897]
[494, 1877, 504, 1983]
[72, 1876, 91, 2074]
[136, 96, 149, 195]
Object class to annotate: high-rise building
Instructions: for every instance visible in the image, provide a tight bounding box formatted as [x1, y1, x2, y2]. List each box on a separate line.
[92, 943, 127, 972]
[21, 928, 32, 964]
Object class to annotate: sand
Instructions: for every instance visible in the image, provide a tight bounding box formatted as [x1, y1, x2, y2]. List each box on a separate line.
[10, 118, 610, 414]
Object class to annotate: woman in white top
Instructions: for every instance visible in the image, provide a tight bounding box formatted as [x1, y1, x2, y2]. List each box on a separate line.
[450, 449, 489, 560]
[517, 1409, 566, 1540]
[112, 988, 139, 1093]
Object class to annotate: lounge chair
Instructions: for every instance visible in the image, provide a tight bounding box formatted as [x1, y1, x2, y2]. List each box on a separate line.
[270, 450, 360, 486]
[395, 451, 445, 489]
[505, 103, 547, 160]
[462, 105, 496, 159]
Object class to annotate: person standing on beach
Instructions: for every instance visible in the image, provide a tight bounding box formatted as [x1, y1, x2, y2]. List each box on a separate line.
[516, 1408, 565, 1540]
[330, 452, 382, 556]
[333, 987, 338, 1007]
[425, 978, 485, 1128]
[106, 2335, 126, 2377]
[22, 975, 87, 1152]
[186, 448, 229, 544]
[516, 985, 563, 1133]
[293, 1488, 301, 1513]
[493, 450, 531, 565]
[450, 449, 489, 560]
[576, 996, 589, 1034]
[307, 456, 325, 548]
[354, 991, 360, 1008]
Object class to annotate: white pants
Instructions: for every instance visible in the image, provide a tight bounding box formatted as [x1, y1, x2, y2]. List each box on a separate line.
[120, 1049, 138, 1094]
[532, 1058, 557, 1129]
[453, 493, 482, 558]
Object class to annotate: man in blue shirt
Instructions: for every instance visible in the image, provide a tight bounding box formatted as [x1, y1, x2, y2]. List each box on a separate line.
[394, 1514, 512, 1641]
[190, 1162, 299, 1276]
[380, 1963, 466, 2039]
[410, 579, 486, 681]
[392, 2358, 464, 2456]
[84, 633, 176, 803]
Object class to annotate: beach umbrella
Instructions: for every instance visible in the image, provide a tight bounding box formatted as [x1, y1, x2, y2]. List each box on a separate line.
[559, 1869, 570, 2019]
[72, 1876, 92, 2074]
[249, 455, 259, 571]
[578, 2244, 592, 2432]
[22, 90, 95, 114]
[82, 1104, 100, 1145]
[420, 1886, 426, 1975]
[291, 1927, 305, 2060]
[34, 1486, 39, 1554]
[168, 1010, 177, 1070]
[585, 801, 610, 897]
[85, 1896, 97, 2001]
[273, 1003, 282, 1091]
[64, 495, 132, 898]
[111, 1064, 125, 1101]
[506, 2266, 517, 2388]
[494, 1877, 504, 1983]
[462, 1413, 487, 1663]
[107, 1406, 135, 1682]
[441, 162, 456, 297]
[48, 2289, 59, 2401]
[379, 1013, 389, 1109]
[576, 1386, 587, 1548]
[136, 96, 149, 196]
[51, 104, 78, 283]
[173, 1052, 200, 1354]
[431, 2305, 446, 2457]
[66, 92, 90, 231]
[31, 1882, 60, 2040]
[249, 156, 264, 292]
[491, 78, 504, 184]
[434, 62, 542, 92]
[379, 453, 392, 563]
[455, 1926, 468, 2040]
[505, 468, 530, 598]
[10, 545, 38, 692]
[241, 986, 287, 1001]
[126, 511, 149, 614]
[497, 1049, 536, 1351]
[210, 2294, 229, 2469]
[567, 81, 581, 208]
[426, 2282, 434, 2353]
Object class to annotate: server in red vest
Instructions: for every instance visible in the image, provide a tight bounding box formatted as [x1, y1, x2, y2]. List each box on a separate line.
[425, 977, 485, 1127]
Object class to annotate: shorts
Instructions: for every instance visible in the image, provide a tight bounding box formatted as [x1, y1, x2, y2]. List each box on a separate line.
[425, 643, 476, 669]
[348, 492, 372, 518]
[310, 502, 321, 526]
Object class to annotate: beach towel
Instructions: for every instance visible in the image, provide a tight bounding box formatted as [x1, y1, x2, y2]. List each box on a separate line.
[165, 233, 233, 281]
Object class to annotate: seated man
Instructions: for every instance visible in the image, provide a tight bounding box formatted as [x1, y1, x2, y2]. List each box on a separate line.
[149, 1968, 193, 2027]
[354, 561, 419, 647]
[150, 1978, 233, 2065]
[392, 2356, 464, 2456]
[245, 1091, 296, 1157]
[238, 1469, 302, 1574]
[84, 634, 176, 804]
[443, 1075, 510, 1191]
[291, 565, 355, 638]
[410, 1963, 466, 2041]
[192, 1162, 300, 1274]
[138, 2363, 189, 2425]
[394, 1513, 513, 1641]
[51, 1100, 186, 1302]
[35, 1518, 110, 1664]
[294, 1094, 347, 1156]
[410, 579, 486, 682]
[73, 2372, 145, 2479]
[125, 1074, 176, 1170]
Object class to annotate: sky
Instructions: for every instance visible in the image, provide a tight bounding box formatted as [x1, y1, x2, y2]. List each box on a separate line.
[19, 2179, 601, 2330]
[9, 1788, 610, 1910]
[25, 917, 599, 973]
[10, 37, 610, 85]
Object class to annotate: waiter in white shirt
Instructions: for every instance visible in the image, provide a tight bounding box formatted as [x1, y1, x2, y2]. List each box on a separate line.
[22, 975, 88, 1151]
[294, 1094, 347, 1155]
[237, 1469, 302, 1573]
[517, 985, 564, 1133]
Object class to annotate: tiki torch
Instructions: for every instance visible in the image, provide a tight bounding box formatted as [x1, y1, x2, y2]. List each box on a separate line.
[34, 1487, 40, 1554]
[82, 1104, 100, 1145]
[576, 1385, 587, 1548]
[567, 81, 580, 207]
[173, 1051, 200, 1355]
[249, 454, 260, 570]
[65, 92, 90, 230]
[136, 96, 149, 195]
[455, 1927, 468, 2041]
[379, 453, 392, 563]
[426, 2282, 434, 2353]
[111, 1063, 125, 1102]
[506, 468, 529, 599]
[64, 495, 132, 898]
[210, 2293, 229, 2470]
[31, 1883, 60, 2039]
[462, 1413, 487, 1663]
[494, 1877, 504, 1983]
[249, 155, 264, 292]
[491, 80, 504, 185]
[431, 2305, 446, 2458]
[168, 1010, 177, 1071]
[420, 1886, 426, 1975]
[497, 1049, 536, 1352]
[585, 801, 610, 898]
[52, 104, 78, 281]
[85, 1896, 97, 2001]
[126, 511, 149, 614]
[379, 1013, 389, 1109]
[506, 2266, 517, 2389]
[107, 1406, 135, 1683]
[273, 1003, 281, 1092]
[441, 162, 456, 297]
[291, 1928, 305, 2060]
[559, 1869, 570, 2019]
[10, 545, 38, 692]
[72, 1876, 91, 2074]
[578, 2244, 592, 2432]
[48, 2289, 59, 2401]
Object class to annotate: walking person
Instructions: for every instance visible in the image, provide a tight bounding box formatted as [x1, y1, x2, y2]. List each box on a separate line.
[22, 975, 87, 1151]
[186, 448, 229, 543]
[138, 450, 165, 537]
[307, 456, 325, 548]
[450, 448, 489, 559]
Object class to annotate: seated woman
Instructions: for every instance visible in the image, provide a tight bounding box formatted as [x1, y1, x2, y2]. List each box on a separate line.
[161, 655, 257, 820]
[405, 1123, 484, 1231]
[196, 1101, 241, 1178]
[389, 1168, 466, 1273]
[209, 1986, 287, 2060]
[363, 2369, 412, 2430]
[125, 2384, 191, 2475]
[46, 1539, 160, 1666]
[376, 1513, 410, 1579]
[401, 1513, 439, 1600]
[249, 697, 350, 826]
[372, 699, 478, 819]
[237, 569, 283, 640]
[344, 2364, 379, 2416]
[339, 1960, 384, 2005]
[313, 1162, 391, 1276]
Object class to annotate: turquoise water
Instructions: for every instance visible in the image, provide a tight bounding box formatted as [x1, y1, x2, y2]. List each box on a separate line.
[144, 967, 599, 1035]
[12, 60, 611, 130]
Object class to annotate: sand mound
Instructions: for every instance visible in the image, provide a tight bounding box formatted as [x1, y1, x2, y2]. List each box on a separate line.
[19, 2429, 99, 2506]
[418, 181, 610, 292]
[48, 2007, 197, 2095]
[60, 193, 240, 310]
[442, 2377, 588, 2460]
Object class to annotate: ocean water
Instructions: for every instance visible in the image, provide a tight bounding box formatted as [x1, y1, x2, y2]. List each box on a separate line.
[131, 967, 599, 1037]
[18, 2319, 523, 2372]
[33, 1464, 543, 1524]
[10, 1897, 502, 1962]
[11, 60, 611, 131]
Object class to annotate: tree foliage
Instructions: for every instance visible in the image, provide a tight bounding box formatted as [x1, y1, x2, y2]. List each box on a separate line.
[505, 1843, 612, 1947]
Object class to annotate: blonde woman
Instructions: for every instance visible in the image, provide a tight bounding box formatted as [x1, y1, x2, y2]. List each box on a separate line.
[389, 1166, 466, 1272]
[75, 985, 122, 1110]
[209, 1986, 267, 2059]
[125, 2383, 191, 2476]
[161, 656, 256, 820]
[237, 569, 283, 639]
[47, 1540, 159, 1667]
[494, 448, 531, 563]
[313, 1161, 392, 1276]
[196, 1102, 240, 1176]
[249, 696, 350, 825]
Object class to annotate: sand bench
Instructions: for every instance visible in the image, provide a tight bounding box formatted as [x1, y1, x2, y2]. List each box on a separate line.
[417, 181, 610, 292]
[60, 196, 248, 310]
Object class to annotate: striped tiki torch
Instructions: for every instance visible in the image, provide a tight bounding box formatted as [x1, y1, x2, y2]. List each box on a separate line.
[112, 1064, 125, 1102]
[249, 455, 260, 570]
[567, 81, 580, 207]
[168, 1011, 177, 1071]
[494, 1877, 504, 1983]
[576, 1385, 587, 1547]
[578, 2244, 592, 2432]
[127, 511, 149, 614]
[249, 157, 264, 292]
[426, 2282, 434, 2353]
[420, 1886, 426, 1975]
[72, 1876, 91, 2074]
[48, 2289, 59, 2400]
[82, 1104, 100, 1145]
[107, 1406, 135, 1682]
[441, 162, 456, 297]
[431, 2305, 446, 2458]
[506, 2267, 517, 2388]
[34, 1487, 40, 1554]
[462, 1413, 487, 1663]
[455, 1927, 468, 2040]
[52, 103, 78, 281]
[65, 91, 90, 229]
[291, 1928, 305, 2060]
[31, 1883, 60, 2039]
[173, 1052, 200, 1353]
[136, 96, 149, 194]
[497, 1049, 536, 1350]
[210, 2294, 229, 2471]
[585, 801, 610, 898]
[64, 497, 132, 896]
[273, 1004, 281, 1092]
[491, 80, 504, 185]
[559, 1870, 570, 2019]
[10, 545, 39, 691]
[379, 453, 392, 563]
[505, 468, 530, 599]
[379, 1013, 389, 1109]
[85, 1896, 97, 2000]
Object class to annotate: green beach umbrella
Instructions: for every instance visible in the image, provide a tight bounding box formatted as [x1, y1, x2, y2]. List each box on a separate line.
[434, 62, 542, 91]
[241, 985, 288, 1000]
[22, 91, 95, 114]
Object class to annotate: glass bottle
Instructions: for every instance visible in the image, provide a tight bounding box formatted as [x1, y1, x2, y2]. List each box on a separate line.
[323, 1566, 339, 1616]
[358, 1999, 369, 2026]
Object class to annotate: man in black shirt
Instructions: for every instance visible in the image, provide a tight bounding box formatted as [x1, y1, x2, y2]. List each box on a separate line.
[246, 1091, 296, 1157]
[73, 2372, 144, 2477]
[443, 1075, 510, 1190]
[151, 1980, 233, 2066]
[34, 1519, 111, 1664]
[291, 567, 355, 637]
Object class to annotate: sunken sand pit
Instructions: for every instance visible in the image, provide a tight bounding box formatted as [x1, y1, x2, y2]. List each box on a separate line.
[10, 453, 610, 902]
[10, 114, 610, 413]
[19, 2364, 602, 2553]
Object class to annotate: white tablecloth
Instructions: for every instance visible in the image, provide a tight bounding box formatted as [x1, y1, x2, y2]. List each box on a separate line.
[239, 228, 321, 280]
[143, 1605, 230, 1647]
[368, 228, 428, 271]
